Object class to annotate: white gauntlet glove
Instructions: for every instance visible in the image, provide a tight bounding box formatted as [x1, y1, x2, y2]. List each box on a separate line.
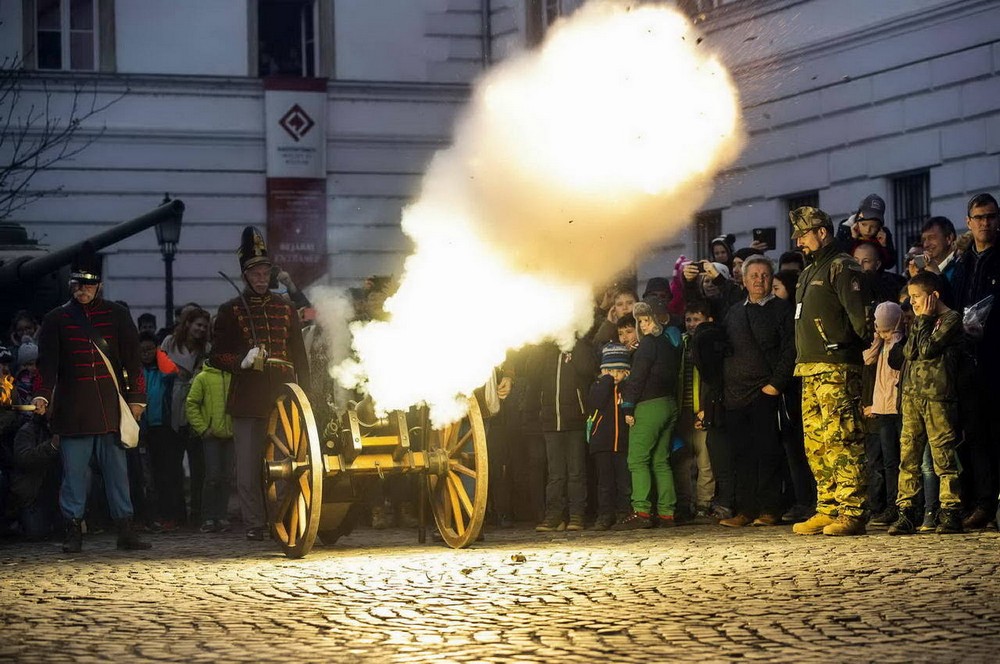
[241, 346, 263, 369]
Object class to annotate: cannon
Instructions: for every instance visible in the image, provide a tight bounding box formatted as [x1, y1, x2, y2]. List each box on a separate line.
[0, 199, 185, 326]
[262, 383, 489, 558]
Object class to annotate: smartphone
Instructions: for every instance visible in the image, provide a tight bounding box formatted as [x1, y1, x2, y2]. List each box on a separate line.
[753, 227, 777, 250]
[912, 254, 927, 269]
[696, 261, 706, 273]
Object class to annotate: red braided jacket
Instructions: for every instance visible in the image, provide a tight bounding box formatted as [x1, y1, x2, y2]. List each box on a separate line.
[35, 298, 146, 435]
[211, 289, 309, 418]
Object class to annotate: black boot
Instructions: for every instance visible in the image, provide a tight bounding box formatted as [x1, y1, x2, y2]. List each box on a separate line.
[887, 508, 916, 536]
[62, 518, 83, 553]
[936, 509, 964, 534]
[116, 518, 152, 550]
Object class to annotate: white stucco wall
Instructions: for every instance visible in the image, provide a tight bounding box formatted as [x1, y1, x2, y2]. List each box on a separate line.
[640, 0, 1000, 280]
[115, 0, 248, 76]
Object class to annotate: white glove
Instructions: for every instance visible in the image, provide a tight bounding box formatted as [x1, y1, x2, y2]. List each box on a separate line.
[241, 347, 262, 369]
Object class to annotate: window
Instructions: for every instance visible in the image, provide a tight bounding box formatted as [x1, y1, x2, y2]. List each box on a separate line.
[258, 0, 318, 77]
[526, 0, 581, 46]
[693, 210, 722, 261]
[36, 0, 98, 71]
[892, 171, 930, 267]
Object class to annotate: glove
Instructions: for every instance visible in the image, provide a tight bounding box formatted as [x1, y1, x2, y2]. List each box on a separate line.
[241, 347, 262, 370]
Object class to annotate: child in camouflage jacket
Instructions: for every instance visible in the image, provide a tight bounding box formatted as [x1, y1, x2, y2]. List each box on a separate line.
[889, 272, 964, 535]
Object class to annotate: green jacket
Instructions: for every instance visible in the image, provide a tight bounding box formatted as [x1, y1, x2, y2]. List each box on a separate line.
[794, 243, 872, 366]
[901, 309, 963, 402]
[185, 363, 234, 439]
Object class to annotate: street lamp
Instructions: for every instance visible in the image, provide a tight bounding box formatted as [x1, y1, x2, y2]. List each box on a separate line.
[155, 193, 183, 329]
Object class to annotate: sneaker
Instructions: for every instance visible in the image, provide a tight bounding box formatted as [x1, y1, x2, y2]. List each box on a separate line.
[150, 519, 179, 534]
[245, 527, 267, 541]
[217, 519, 232, 533]
[397, 502, 420, 529]
[719, 513, 753, 528]
[535, 517, 566, 532]
[752, 514, 780, 527]
[868, 507, 897, 528]
[936, 509, 963, 534]
[612, 511, 653, 531]
[782, 504, 814, 524]
[917, 510, 937, 533]
[199, 520, 218, 534]
[592, 514, 615, 531]
[709, 505, 734, 521]
[792, 513, 836, 535]
[565, 515, 585, 531]
[888, 510, 917, 536]
[822, 515, 866, 536]
[657, 514, 676, 528]
[962, 506, 996, 531]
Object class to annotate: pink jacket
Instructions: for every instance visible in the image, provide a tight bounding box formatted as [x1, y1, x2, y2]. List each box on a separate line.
[864, 331, 902, 415]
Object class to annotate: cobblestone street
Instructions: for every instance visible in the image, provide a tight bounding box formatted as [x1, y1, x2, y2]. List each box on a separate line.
[1, 524, 998, 662]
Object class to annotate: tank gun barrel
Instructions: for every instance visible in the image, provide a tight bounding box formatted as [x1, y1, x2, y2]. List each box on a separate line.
[0, 199, 185, 286]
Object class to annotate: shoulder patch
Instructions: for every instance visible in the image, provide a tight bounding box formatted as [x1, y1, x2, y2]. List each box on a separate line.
[851, 279, 861, 291]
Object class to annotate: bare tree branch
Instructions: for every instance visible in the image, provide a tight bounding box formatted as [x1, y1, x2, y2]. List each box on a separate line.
[0, 52, 127, 219]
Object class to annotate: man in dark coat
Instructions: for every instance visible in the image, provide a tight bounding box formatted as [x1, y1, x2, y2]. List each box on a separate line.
[32, 243, 150, 553]
[210, 227, 309, 541]
[951, 192, 1000, 530]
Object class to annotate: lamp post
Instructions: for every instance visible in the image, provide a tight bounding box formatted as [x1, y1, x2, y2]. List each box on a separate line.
[155, 193, 183, 329]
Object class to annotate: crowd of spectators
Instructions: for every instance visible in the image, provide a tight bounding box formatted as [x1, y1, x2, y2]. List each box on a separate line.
[1, 191, 998, 546]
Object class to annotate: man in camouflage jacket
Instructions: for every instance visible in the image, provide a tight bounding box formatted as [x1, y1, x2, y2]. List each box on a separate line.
[789, 207, 873, 537]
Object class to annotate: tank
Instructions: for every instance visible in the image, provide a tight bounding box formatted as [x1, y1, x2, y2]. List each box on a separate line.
[0, 199, 185, 329]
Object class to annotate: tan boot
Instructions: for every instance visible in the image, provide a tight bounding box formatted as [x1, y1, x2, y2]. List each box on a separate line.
[791, 512, 836, 535]
[822, 515, 867, 536]
[371, 505, 392, 530]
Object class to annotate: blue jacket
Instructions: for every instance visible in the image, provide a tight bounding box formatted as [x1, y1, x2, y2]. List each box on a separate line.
[142, 365, 175, 428]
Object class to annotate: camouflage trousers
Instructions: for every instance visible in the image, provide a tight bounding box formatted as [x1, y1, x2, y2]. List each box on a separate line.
[897, 394, 961, 510]
[800, 368, 867, 519]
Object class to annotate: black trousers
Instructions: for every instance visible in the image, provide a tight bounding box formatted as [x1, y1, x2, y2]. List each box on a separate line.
[706, 428, 734, 511]
[726, 393, 783, 517]
[592, 451, 630, 518]
[146, 425, 186, 523]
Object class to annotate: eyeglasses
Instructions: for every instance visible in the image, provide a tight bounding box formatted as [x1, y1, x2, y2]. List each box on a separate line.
[969, 212, 998, 223]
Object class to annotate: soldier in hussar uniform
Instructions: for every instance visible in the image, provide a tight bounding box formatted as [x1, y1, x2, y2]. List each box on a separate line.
[788, 207, 873, 536]
[210, 227, 310, 541]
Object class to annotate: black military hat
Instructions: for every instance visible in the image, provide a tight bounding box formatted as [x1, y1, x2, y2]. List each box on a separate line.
[70, 241, 102, 283]
[238, 226, 271, 272]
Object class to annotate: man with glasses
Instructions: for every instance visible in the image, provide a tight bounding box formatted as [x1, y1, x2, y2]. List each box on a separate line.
[952, 193, 1000, 531]
[788, 207, 873, 537]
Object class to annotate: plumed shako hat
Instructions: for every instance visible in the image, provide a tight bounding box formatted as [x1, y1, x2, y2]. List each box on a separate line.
[238, 226, 271, 272]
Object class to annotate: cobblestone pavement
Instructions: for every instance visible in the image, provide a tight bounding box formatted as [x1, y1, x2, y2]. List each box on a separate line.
[1, 523, 998, 663]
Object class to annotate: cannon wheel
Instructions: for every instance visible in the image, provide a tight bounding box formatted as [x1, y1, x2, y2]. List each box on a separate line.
[264, 383, 323, 559]
[426, 396, 488, 548]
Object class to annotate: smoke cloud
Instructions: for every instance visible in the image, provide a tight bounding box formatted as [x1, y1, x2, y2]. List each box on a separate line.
[333, 1, 745, 425]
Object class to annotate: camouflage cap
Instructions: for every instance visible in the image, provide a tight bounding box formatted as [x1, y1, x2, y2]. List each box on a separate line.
[789, 206, 832, 239]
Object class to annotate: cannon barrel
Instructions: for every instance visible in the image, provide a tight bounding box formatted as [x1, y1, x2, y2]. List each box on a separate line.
[0, 198, 185, 286]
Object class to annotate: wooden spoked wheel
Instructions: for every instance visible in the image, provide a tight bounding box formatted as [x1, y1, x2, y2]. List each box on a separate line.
[264, 383, 324, 558]
[426, 396, 488, 548]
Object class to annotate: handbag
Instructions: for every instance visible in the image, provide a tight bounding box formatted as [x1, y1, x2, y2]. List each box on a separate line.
[93, 343, 140, 448]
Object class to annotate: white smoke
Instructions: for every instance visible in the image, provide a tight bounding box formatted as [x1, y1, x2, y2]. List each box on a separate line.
[332, 1, 745, 425]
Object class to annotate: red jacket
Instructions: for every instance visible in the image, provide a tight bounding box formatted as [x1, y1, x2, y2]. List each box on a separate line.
[35, 298, 146, 436]
[210, 289, 309, 418]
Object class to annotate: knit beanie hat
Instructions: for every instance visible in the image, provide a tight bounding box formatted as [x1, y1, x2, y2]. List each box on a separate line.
[734, 247, 763, 262]
[16, 337, 38, 365]
[874, 301, 903, 332]
[600, 343, 631, 370]
[711, 262, 731, 280]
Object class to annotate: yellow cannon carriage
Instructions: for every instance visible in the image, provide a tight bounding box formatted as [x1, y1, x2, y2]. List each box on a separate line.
[262, 383, 488, 558]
